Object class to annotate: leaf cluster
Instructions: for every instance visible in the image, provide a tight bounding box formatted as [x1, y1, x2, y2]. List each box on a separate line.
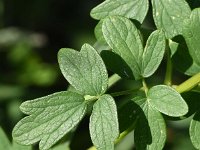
[12, 0, 200, 150]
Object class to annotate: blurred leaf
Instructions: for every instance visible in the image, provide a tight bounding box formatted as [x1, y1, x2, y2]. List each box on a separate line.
[12, 141, 32, 150]
[190, 111, 200, 149]
[0, 85, 24, 101]
[0, 127, 11, 150]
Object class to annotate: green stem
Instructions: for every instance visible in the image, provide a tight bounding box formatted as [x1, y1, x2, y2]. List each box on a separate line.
[164, 40, 172, 86]
[142, 78, 148, 95]
[114, 120, 137, 144]
[110, 88, 141, 97]
[108, 74, 121, 88]
[176, 72, 200, 93]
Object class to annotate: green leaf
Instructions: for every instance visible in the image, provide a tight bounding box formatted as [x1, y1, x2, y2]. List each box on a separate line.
[90, 0, 149, 23]
[133, 97, 166, 150]
[89, 94, 119, 150]
[183, 8, 200, 66]
[58, 43, 108, 96]
[151, 0, 191, 39]
[102, 16, 143, 80]
[101, 50, 134, 79]
[94, 20, 106, 44]
[12, 91, 87, 150]
[141, 30, 166, 77]
[0, 127, 11, 150]
[190, 111, 200, 149]
[148, 85, 188, 117]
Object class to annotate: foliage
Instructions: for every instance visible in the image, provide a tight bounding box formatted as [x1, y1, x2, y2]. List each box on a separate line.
[10, 0, 200, 150]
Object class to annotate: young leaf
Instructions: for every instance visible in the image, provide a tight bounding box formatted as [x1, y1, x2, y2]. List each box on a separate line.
[58, 43, 108, 96]
[102, 16, 143, 80]
[12, 91, 87, 150]
[190, 111, 200, 149]
[0, 127, 11, 150]
[90, 0, 149, 23]
[183, 8, 200, 66]
[89, 94, 119, 150]
[151, 0, 191, 39]
[133, 97, 166, 150]
[148, 85, 188, 117]
[141, 30, 166, 78]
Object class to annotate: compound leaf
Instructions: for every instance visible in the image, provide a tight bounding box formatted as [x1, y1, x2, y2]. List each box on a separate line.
[151, 0, 191, 39]
[102, 16, 143, 80]
[148, 85, 188, 117]
[12, 91, 87, 150]
[183, 8, 200, 66]
[91, 0, 149, 23]
[89, 94, 119, 150]
[190, 111, 200, 149]
[133, 97, 166, 150]
[58, 43, 108, 96]
[142, 30, 166, 78]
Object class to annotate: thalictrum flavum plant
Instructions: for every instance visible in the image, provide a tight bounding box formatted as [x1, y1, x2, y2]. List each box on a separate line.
[11, 0, 200, 150]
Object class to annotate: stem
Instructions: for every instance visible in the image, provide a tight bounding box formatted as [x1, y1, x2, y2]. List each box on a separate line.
[164, 40, 172, 85]
[142, 78, 148, 95]
[110, 88, 141, 97]
[108, 74, 121, 88]
[114, 120, 137, 144]
[176, 72, 200, 93]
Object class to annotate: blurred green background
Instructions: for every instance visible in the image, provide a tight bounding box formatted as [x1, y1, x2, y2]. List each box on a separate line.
[0, 0, 200, 150]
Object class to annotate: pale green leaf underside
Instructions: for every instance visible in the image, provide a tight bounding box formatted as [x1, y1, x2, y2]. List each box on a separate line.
[151, 0, 191, 39]
[58, 43, 108, 96]
[142, 30, 166, 77]
[89, 94, 119, 150]
[95, 20, 106, 43]
[0, 127, 11, 150]
[91, 0, 149, 23]
[12, 91, 87, 150]
[134, 97, 166, 150]
[102, 16, 143, 80]
[190, 111, 200, 149]
[148, 85, 188, 117]
[183, 8, 200, 66]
